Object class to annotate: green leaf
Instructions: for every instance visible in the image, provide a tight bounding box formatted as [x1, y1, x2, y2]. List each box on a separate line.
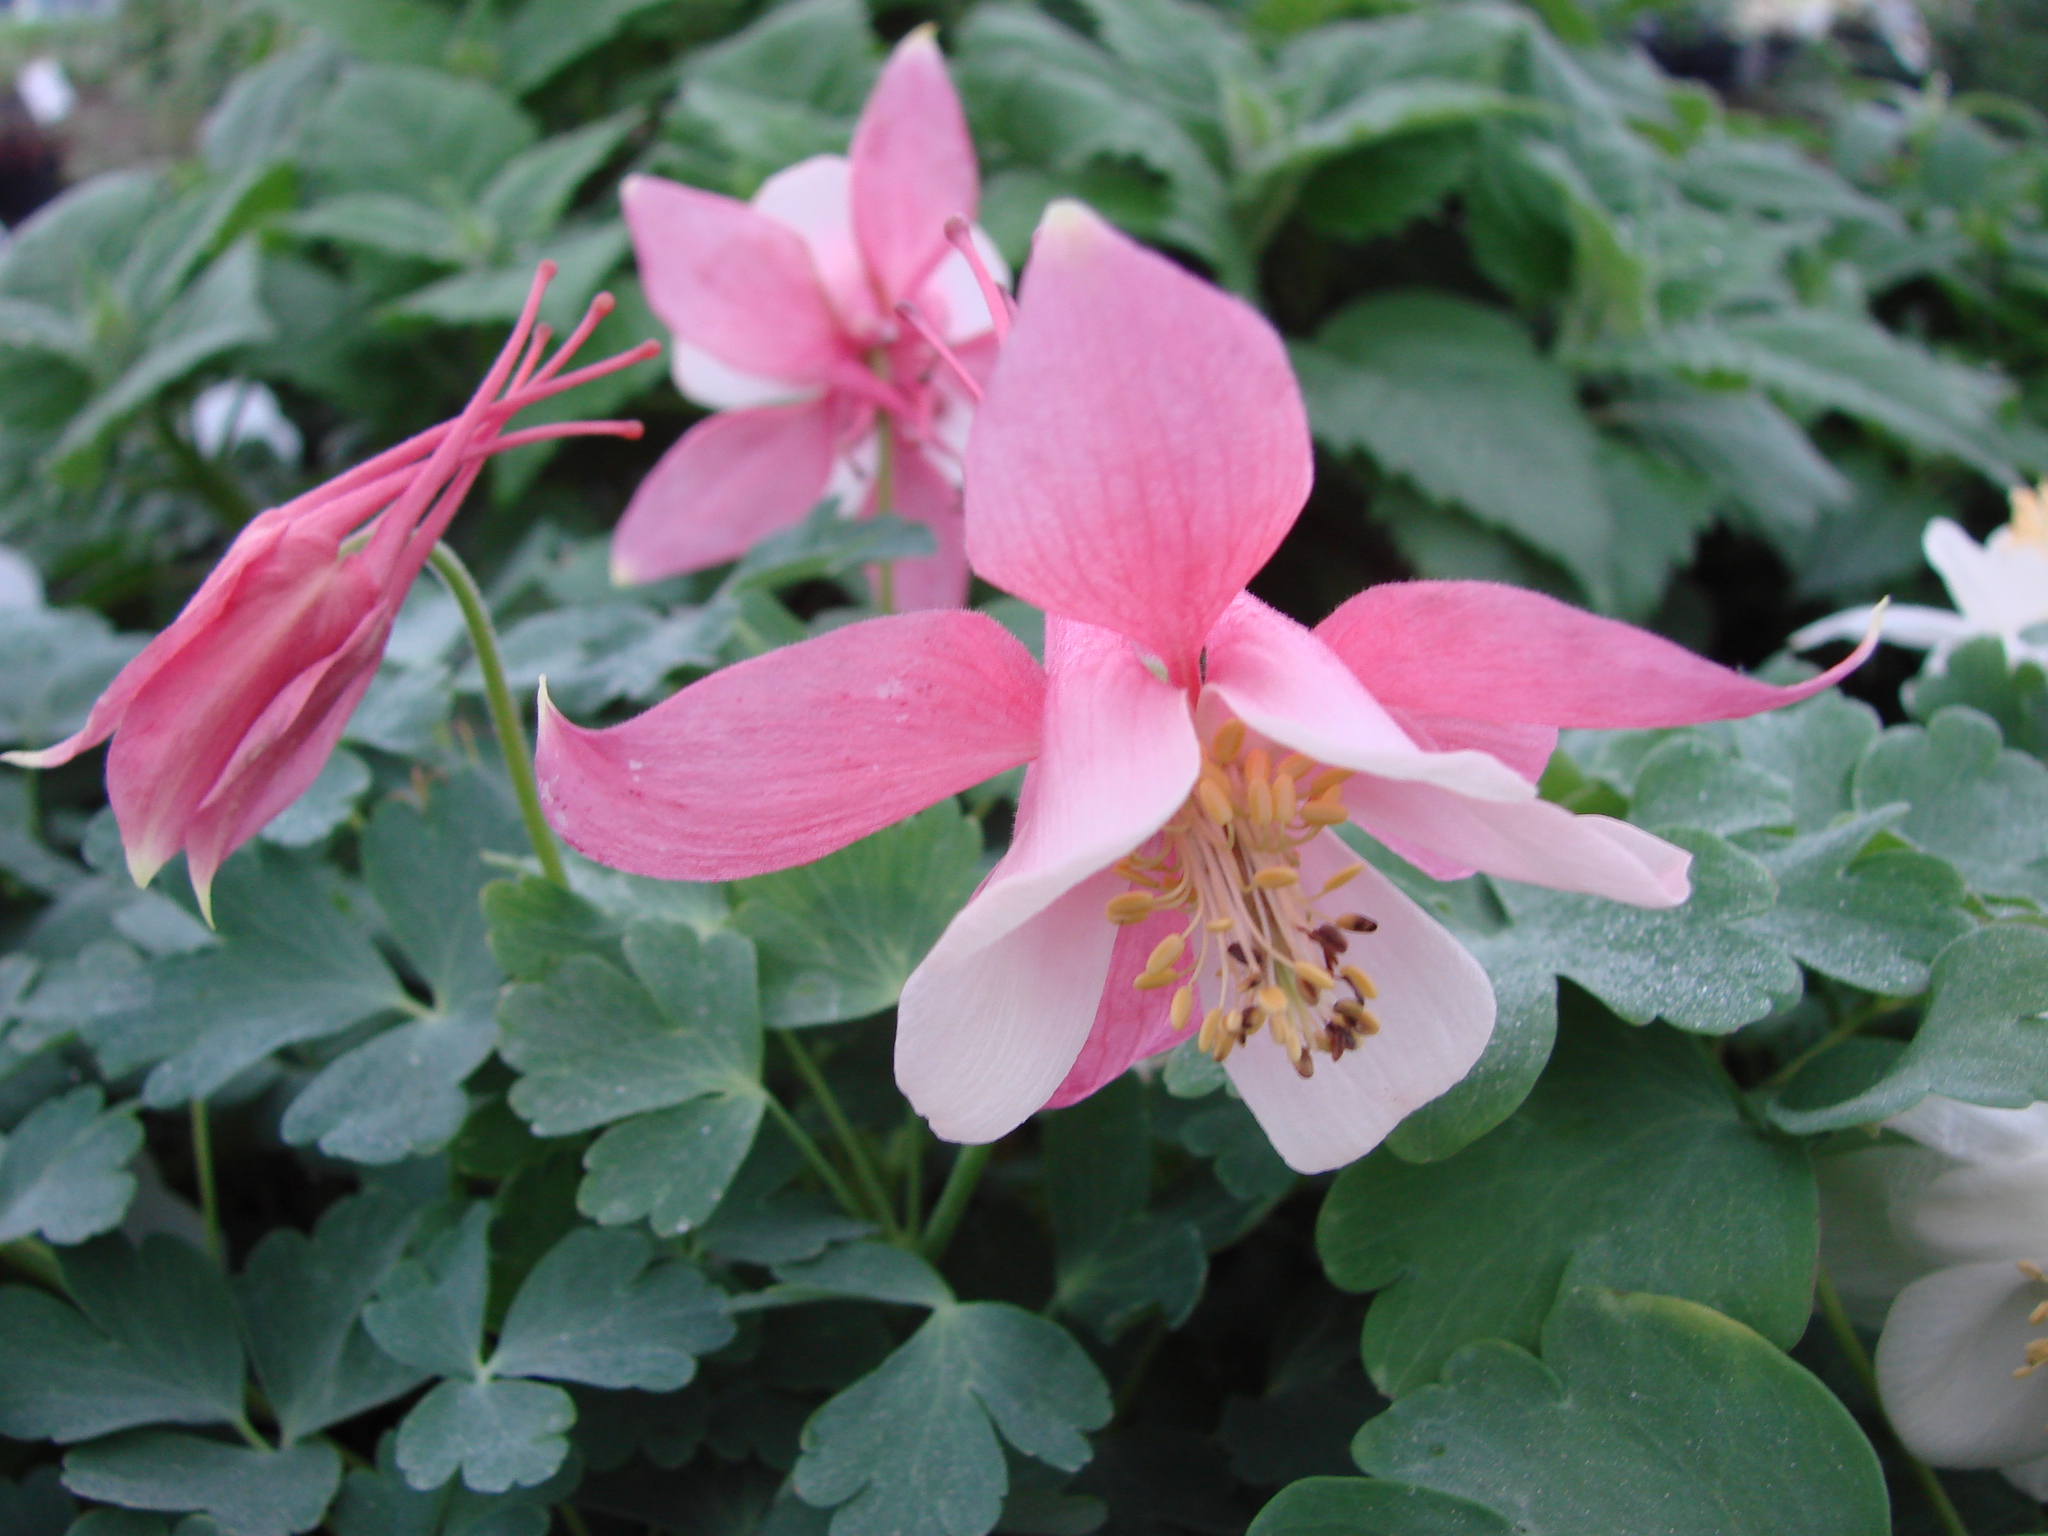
[362, 774, 521, 1011]
[1247, 1478, 1512, 1536]
[363, 1204, 492, 1380]
[1473, 830, 1799, 1037]
[301, 65, 536, 201]
[62, 1434, 341, 1536]
[395, 1379, 576, 1495]
[257, 0, 453, 66]
[201, 40, 344, 175]
[0, 1086, 140, 1244]
[0, 1236, 243, 1441]
[260, 749, 371, 849]
[1726, 692, 1881, 833]
[287, 195, 470, 263]
[1043, 1078, 1205, 1341]
[1319, 1016, 1816, 1396]
[1907, 636, 2048, 760]
[281, 1004, 498, 1166]
[733, 803, 982, 1027]
[1851, 707, 2048, 900]
[0, 608, 144, 750]
[0, 1468, 73, 1536]
[1350, 1289, 1887, 1535]
[1627, 734, 1794, 837]
[478, 114, 637, 250]
[1773, 923, 2048, 1132]
[498, 0, 677, 91]
[500, 925, 760, 1135]
[490, 1227, 733, 1390]
[578, 1094, 768, 1237]
[327, 1446, 556, 1536]
[793, 1303, 1112, 1536]
[235, 1190, 427, 1444]
[1293, 292, 1614, 607]
[86, 846, 410, 1108]
[388, 221, 628, 328]
[1296, 129, 1474, 244]
[483, 876, 624, 982]
[770, 1241, 954, 1308]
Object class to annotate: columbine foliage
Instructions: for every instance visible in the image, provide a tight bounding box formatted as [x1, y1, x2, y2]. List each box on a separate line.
[4, 0, 2048, 1533]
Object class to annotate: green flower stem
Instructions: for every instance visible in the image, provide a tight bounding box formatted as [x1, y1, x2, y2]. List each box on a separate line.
[1815, 1268, 1968, 1536]
[190, 1097, 223, 1265]
[918, 1142, 990, 1263]
[0, 1237, 63, 1292]
[427, 542, 568, 889]
[780, 1032, 901, 1239]
[871, 392, 897, 616]
[761, 1092, 868, 1227]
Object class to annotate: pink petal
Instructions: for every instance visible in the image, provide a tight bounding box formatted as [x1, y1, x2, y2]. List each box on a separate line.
[1384, 709, 1558, 785]
[1224, 832, 1496, 1174]
[896, 869, 1124, 1143]
[882, 435, 970, 611]
[917, 224, 1010, 344]
[622, 173, 851, 386]
[850, 28, 978, 309]
[610, 401, 839, 585]
[1041, 895, 1187, 1110]
[917, 616, 1199, 973]
[964, 204, 1311, 684]
[753, 155, 885, 340]
[1202, 593, 1533, 802]
[535, 611, 1044, 881]
[1316, 580, 1880, 728]
[1346, 776, 1693, 907]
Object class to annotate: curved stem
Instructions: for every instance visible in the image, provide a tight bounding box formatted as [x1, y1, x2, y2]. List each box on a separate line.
[427, 542, 567, 888]
[1816, 1268, 1968, 1536]
[761, 1093, 867, 1226]
[780, 1032, 900, 1239]
[919, 1143, 989, 1262]
[190, 1098, 223, 1264]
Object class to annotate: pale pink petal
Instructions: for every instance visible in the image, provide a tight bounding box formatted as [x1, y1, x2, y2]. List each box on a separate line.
[622, 173, 850, 385]
[670, 341, 821, 413]
[896, 869, 1123, 1143]
[753, 155, 885, 340]
[916, 616, 1199, 972]
[1317, 580, 1879, 729]
[1223, 832, 1495, 1174]
[1877, 1260, 2048, 1468]
[964, 205, 1311, 684]
[1041, 897, 1187, 1110]
[882, 436, 970, 611]
[610, 401, 839, 585]
[850, 28, 978, 309]
[916, 224, 1011, 344]
[535, 611, 1043, 881]
[1384, 708, 1558, 784]
[1346, 777, 1693, 907]
[1202, 594, 1533, 802]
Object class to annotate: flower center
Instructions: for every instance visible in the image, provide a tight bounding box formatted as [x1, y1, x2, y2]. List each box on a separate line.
[1102, 718, 1383, 1078]
[2015, 1260, 2048, 1380]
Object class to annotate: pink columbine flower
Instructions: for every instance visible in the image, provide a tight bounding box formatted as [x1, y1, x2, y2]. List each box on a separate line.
[612, 25, 1006, 609]
[535, 205, 1875, 1173]
[6, 265, 654, 919]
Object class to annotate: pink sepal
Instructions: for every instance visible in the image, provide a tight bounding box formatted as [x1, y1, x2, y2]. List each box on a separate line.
[535, 612, 1045, 881]
[851, 28, 979, 308]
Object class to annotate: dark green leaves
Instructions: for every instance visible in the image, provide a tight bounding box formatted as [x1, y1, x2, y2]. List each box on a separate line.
[0, 1087, 140, 1245]
[1351, 1290, 1888, 1536]
[62, 1434, 341, 1536]
[1320, 1018, 1815, 1395]
[793, 1302, 1112, 1536]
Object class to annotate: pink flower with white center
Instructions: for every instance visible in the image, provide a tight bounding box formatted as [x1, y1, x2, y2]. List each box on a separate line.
[6, 265, 653, 919]
[536, 204, 1876, 1173]
[612, 26, 1006, 610]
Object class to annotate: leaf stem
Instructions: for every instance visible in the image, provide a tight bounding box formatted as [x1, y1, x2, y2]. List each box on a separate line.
[1763, 998, 1902, 1091]
[918, 1142, 990, 1262]
[190, 1097, 223, 1265]
[761, 1092, 868, 1228]
[427, 542, 567, 888]
[779, 1032, 901, 1239]
[1815, 1267, 1968, 1536]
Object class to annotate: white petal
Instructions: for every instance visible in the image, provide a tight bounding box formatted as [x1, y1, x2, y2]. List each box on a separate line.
[1346, 781, 1692, 908]
[1817, 1144, 1959, 1321]
[1888, 1096, 2048, 1165]
[752, 154, 884, 338]
[1911, 1151, 2048, 1266]
[1876, 1260, 2048, 1467]
[2001, 1451, 2048, 1499]
[895, 869, 1121, 1143]
[671, 340, 822, 412]
[1790, 602, 1974, 654]
[1222, 834, 1495, 1174]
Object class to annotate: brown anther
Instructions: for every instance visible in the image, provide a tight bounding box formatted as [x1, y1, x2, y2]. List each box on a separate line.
[2023, 1260, 2047, 1282]
[1252, 867, 1300, 891]
[1292, 1051, 1315, 1079]
[1226, 941, 1249, 965]
[1328, 1031, 1348, 1062]
[1337, 913, 1378, 932]
[1313, 923, 1350, 953]
[1239, 1007, 1261, 1038]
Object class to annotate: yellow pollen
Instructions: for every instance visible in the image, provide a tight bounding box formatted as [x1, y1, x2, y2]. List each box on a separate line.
[1197, 779, 1234, 825]
[1276, 753, 1313, 780]
[1294, 960, 1335, 991]
[1248, 778, 1274, 825]
[1170, 985, 1194, 1030]
[1341, 964, 1377, 998]
[1273, 774, 1298, 824]
[1257, 985, 1288, 1015]
[2032, 1301, 2048, 1326]
[1252, 867, 1299, 891]
[1204, 915, 1235, 933]
[1244, 747, 1270, 785]
[1105, 892, 1155, 924]
[1134, 967, 1178, 991]
[1146, 934, 1185, 973]
[1209, 720, 1246, 763]
[1318, 861, 1365, 895]
[1300, 796, 1347, 826]
[2023, 1261, 2047, 1282]
[1307, 767, 1353, 799]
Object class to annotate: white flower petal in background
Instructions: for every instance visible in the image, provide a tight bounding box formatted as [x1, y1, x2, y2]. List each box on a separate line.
[189, 380, 302, 464]
[1876, 1259, 2048, 1468]
[15, 57, 73, 128]
[0, 545, 44, 612]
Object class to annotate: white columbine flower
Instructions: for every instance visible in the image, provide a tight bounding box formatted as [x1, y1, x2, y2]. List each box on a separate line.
[1819, 1095, 2048, 1496]
[1794, 484, 2048, 673]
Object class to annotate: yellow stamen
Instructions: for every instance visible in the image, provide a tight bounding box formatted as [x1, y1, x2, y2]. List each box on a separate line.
[1134, 968, 1178, 991]
[1318, 861, 1365, 895]
[1204, 915, 1235, 933]
[1170, 985, 1194, 1030]
[1209, 720, 1246, 764]
[1252, 867, 1299, 891]
[1276, 753, 1313, 781]
[1256, 985, 1287, 1016]
[1105, 892, 1155, 924]
[1307, 767, 1353, 800]
[1342, 964, 1377, 998]
[1197, 779, 1234, 825]
[1146, 934, 1185, 973]
[1300, 797, 1347, 826]
[1248, 777, 1274, 824]
[1294, 960, 1335, 991]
